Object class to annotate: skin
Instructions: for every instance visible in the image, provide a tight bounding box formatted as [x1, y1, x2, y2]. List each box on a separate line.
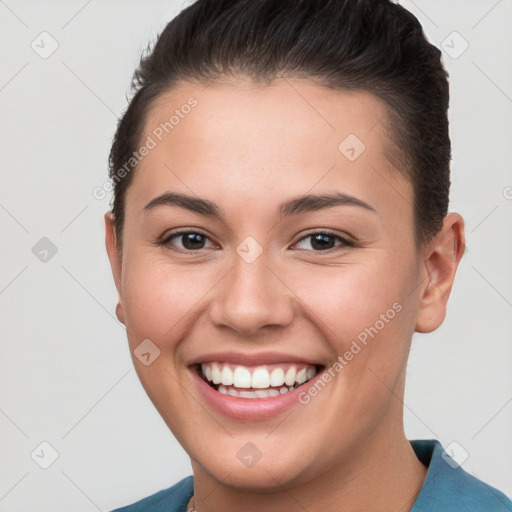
[105, 77, 465, 512]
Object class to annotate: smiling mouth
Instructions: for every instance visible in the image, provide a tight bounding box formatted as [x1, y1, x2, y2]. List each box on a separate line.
[196, 362, 324, 399]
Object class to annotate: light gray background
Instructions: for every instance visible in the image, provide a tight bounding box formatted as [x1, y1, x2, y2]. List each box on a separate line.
[1, 0, 511, 510]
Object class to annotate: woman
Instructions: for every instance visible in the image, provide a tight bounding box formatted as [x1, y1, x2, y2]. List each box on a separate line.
[105, 0, 512, 510]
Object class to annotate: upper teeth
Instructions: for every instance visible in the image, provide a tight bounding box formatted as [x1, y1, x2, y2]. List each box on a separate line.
[201, 362, 317, 389]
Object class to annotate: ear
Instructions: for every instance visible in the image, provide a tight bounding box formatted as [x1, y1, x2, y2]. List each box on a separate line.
[414, 212, 465, 333]
[104, 212, 126, 325]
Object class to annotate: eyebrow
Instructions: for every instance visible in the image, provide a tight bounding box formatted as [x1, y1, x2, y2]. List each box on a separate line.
[143, 191, 376, 219]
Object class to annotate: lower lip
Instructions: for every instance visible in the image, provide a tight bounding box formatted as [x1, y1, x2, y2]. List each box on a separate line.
[190, 367, 322, 420]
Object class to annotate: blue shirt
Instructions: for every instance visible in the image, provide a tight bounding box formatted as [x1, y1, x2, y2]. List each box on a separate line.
[111, 439, 512, 511]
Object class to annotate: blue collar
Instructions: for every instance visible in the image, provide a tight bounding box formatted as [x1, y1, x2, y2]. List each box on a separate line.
[410, 439, 511, 511]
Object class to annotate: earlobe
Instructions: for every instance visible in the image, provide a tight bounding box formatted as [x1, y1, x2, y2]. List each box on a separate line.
[115, 302, 126, 325]
[104, 212, 125, 323]
[414, 213, 465, 333]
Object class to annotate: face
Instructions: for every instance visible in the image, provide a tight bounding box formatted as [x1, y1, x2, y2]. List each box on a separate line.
[105, 78, 463, 490]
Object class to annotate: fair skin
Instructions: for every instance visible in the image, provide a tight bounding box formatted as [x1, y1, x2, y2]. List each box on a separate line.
[105, 77, 465, 512]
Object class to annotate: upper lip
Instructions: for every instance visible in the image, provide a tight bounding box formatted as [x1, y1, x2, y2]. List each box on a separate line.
[187, 351, 325, 367]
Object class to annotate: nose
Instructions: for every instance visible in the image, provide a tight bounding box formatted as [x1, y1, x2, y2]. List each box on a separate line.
[208, 253, 295, 336]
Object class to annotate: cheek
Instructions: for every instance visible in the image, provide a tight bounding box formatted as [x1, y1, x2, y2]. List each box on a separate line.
[120, 254, 209, 348]
[291, 254, 417, 382]
[298, 264, 404, 336]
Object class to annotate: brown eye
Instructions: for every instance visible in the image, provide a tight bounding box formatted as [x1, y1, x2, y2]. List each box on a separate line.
[293, 231, 353, 252]
[160, 231, 215, 252]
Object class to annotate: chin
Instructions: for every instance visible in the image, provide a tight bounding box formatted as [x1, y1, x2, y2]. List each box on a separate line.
[188, 434, 320, 492]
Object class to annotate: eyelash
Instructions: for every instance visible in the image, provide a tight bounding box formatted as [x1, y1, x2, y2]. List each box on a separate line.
[156, 229, 355, 254]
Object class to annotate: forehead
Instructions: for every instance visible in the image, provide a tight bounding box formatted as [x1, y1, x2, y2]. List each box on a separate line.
[145, 77, 390, 158]
[126, 78, 412, 222]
